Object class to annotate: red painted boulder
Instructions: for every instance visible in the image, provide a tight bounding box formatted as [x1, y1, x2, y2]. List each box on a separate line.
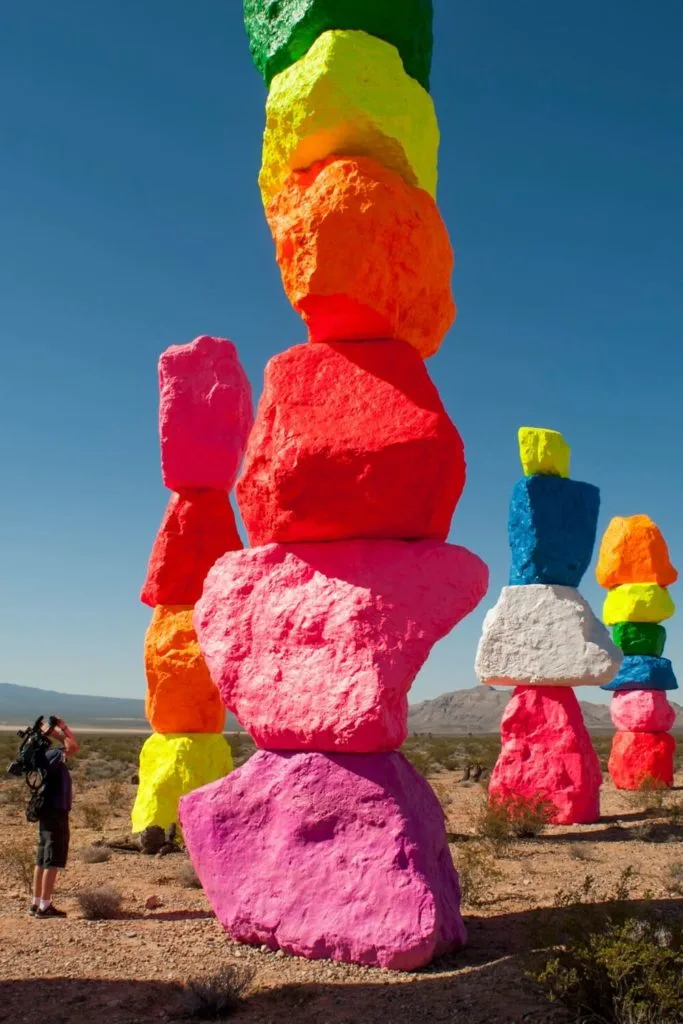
[179, 750, 466, 969]
[236, 341, 465, 546]
[610, 690, 677, 734]
[195, 539, 488, 752]
[159, 336, 253, 491]
[489, 686, 602, 825]
[608, 730, 675, 790]
[140, 491, 243, 608]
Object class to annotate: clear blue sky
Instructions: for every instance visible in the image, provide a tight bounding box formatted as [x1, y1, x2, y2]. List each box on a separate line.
[1, 1, 681, 707]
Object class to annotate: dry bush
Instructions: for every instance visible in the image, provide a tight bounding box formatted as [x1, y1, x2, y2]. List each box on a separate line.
[105, 781, 126, 810]
[476, 793, 553, 852]
[80, 801, 107, 830]
[177, 861, 202, 889]
[628, 774, 669, 815]
[80, 845, 111, 864]
[77, 886, 122, 920]
[569, 843, 596, 862]
[666, 862, 683, 897]
[455, 841, 501, 908]
[181, 966, 254, 1019]
[3, 841, 35, 892]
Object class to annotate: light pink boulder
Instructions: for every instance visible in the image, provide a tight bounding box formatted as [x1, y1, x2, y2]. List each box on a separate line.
[610, 690, 676, 733]
[195, 540, 488, 751]
[489, 685, 602, 825]
[179, 750, 466, 970]
[159, 335, 253, 491]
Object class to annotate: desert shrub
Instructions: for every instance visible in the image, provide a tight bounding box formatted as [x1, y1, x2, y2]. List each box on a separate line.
[532, 917, 683, 1024]
[631, 820, 658, 842]
[401, 745, 434, 777]
[628, 774, 669, 815]
[181, 966, 254, 1019]
[455, 841, 501, 908]
[3, 841, 35, 892]
[569, 844, 596, 862]
[664, 798, 683, 826]
[105, 781, 126, 810]
[666, 862, 683, 897]
[476, 793, 553, 851]
[80, 801, 107, 830]
[177, 861, 202, 889]
[80, 845, 111, 864]
[77, 886, 122, 920]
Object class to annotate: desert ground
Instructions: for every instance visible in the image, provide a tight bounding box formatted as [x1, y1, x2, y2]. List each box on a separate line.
[0, 733, 680, 1024]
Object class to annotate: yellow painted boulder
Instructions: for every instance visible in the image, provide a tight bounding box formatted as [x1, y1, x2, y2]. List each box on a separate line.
[131, 732, 233, 833]
[603, 583, 675, 626]
[259, 29, 438, 208]
[518, 427, 570, 478]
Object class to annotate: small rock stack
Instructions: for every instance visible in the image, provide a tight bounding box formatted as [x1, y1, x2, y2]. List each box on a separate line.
[178, 1, 490, 970]
[131, 336, 253, 834]
[476, 428, 622, 824]
[597, 515, 678, 790]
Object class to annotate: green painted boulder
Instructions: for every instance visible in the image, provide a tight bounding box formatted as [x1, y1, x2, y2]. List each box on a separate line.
[243, 0, 434, 90]
[612, 622, 666, 657]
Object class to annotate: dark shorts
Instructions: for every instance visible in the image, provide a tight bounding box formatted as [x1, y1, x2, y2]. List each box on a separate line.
[36, 810, 70, 869]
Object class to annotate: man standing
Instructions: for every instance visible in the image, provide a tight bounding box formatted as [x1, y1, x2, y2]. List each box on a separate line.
[31, 718, 78, 919]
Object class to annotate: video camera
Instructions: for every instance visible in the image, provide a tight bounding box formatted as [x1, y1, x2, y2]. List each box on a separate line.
[6, 717, 59, 821]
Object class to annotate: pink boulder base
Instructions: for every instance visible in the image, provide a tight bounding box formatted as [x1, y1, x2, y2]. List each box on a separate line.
[195, 540, 488, 752]
[179, 750, 466, 970]
[159, 335, 253, 491]
[608, 730, 675, 790]
[489, 686, 602, 825]
[610, 690, 676, 733]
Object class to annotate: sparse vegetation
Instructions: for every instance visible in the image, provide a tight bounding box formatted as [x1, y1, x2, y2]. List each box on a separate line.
[105, 780, 126, 810]
[476, 793, 553, 851]
[177, 861, 202, 889]
[3, 841, 35, 892]
[455, 841, 502, 907]
[629, 774, 669, 815]
[80, 801, 108, 830]
[181, 966, 254, 1019]
[665, 862, 683, 897]
[77, 886, 122, 920]
[80, 844, 111, 864]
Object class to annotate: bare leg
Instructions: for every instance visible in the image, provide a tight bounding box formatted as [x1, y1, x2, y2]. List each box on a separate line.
[32, 867, 44, 900]
[40, 868, 59, 903]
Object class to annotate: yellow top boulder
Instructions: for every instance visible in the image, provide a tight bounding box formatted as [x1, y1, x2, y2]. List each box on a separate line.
[603, 583, 676, 626]
[259, 29, 439, 208]
[518, 427, 571, 478]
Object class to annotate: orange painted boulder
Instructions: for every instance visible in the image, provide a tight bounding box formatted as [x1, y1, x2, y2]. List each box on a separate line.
[145, 605, 225, 734]
[596, 515, 678, 589]
[236, 340, 465, 546]
[141, 491, 243, 608]
[265, 156, 455, 359]
[608, 730, 675, 790]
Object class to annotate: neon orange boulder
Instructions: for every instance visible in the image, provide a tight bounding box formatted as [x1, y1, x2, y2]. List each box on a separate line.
[236, 340, 465, 546]
[265, 156, 455, 359]
[145, 605, 224, 734]
[141, 491, 243, 608]
[608, 730, 675, 790]
[596, 515, 678, 589]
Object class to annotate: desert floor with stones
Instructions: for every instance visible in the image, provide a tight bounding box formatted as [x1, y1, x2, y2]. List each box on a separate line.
[0, 734, 681, 1024]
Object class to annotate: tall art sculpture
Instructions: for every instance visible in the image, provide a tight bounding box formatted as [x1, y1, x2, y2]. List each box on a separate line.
[178, 0, 489, 969]
[597, 515, 678, 790]
[476, 428, 622, 824]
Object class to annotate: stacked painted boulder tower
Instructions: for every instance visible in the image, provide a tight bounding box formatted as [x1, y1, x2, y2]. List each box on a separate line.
[131, 336, 253, 834]
[597, 515, 678, 790]
[178, 1, 490, 970]
[475, 428, 622, 824]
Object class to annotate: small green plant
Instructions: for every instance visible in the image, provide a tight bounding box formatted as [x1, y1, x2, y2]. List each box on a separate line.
[476, 793, 553, 851]
[3, 841, 36, 893]
[80, 845, 111, 864]
[77, 886, 122, 920]
[455, 841, 502, 908]
[80, 801, 107, 830]
[181, 966, 254, 1019]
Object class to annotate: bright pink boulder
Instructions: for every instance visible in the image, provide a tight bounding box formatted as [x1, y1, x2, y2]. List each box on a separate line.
[195, 539, 488, 752]
[489, 685, 602, 825]
[608, 730, 675, 790]
[610, 690, 676, 733]
[140, 491, 243, 608]
[236, 340, 466, 545]
[159, 336, 253, 491]
[179, 750, 466, 970]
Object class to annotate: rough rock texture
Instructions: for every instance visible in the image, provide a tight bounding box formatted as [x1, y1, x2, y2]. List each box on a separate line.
[608, 730, 676, 790]
[601, 655, 678, 693]
[179, 750, 466, 969]
[603, 584, 676, 625]
[517, 427, 570, 478]
[508, 476, 600, 587]
[612, 622, 667, 657]
[243, 0, 434, 89]
[145, 605, 225, 734]
[195, 540, 488, 751]
[596, 515, 678, 588]
[140, 491, 243, 608]
[259, 30, 438, 207]
[159, 336, 253, 492]
[488, 686, 602, 825]
[236, 341, 465, 545]
[610, 690, 677, 733]
[475, 585, 621, 688]
[265, 157, 454, 358]
[131, 733, 232, 833]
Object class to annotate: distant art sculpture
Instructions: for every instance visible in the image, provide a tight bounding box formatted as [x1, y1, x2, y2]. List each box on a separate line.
[131, 336, 253, 834]
[597, 515, 678, 790]
[476, 428, 622, 824]
[178, 0, 489, 970]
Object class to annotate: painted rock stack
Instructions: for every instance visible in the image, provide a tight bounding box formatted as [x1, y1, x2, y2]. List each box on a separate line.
[475, 428, 622, 824]
[597, 515, 678, 790]
[131, 336, 253, 833]
[178, 1, 490, 970]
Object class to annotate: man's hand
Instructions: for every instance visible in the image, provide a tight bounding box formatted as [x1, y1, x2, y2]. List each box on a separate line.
[50, 719, 79, 756]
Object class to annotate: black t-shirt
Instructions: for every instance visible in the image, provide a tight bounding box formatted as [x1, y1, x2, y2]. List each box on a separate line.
[41, 748, 72, 813]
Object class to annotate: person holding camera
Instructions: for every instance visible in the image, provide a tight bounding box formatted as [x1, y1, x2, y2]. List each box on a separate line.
[31, 718, 79, 919]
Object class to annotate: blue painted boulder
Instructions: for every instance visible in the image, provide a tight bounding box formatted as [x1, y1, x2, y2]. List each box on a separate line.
[602, 655, 678, 693]
[508, 476, 600, 587]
